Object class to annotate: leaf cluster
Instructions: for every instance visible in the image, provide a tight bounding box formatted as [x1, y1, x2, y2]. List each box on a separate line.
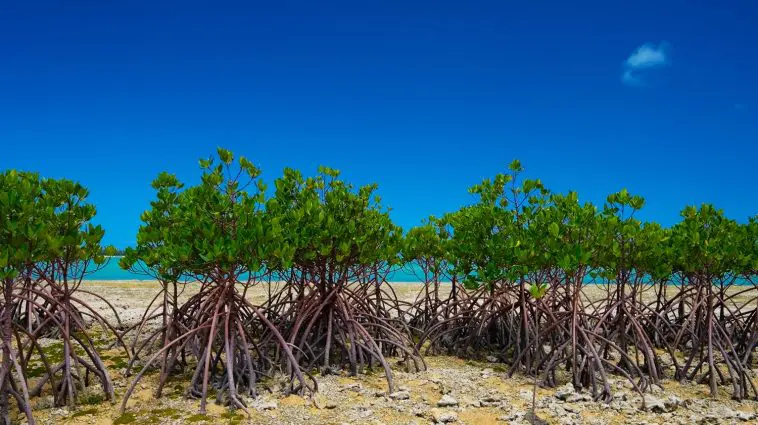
[403, 160, 757, 290]
[0, 170, 108, 280]
[123, 150, 403, 284]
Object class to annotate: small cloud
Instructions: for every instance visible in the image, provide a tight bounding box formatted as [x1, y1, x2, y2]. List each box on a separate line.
[621, 70, 642, 86]
[622, 42, 670, 86]
[734, 103, 747, 111]
[626, 43, 668, 68]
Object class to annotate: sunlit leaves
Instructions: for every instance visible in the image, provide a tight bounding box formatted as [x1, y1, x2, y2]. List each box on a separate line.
[217, 147, 233, 164]
[548, 222, 559, 238]
[437, 161, 758, 289]
[446, 160, 552, 286]
[267, 166, 401, 276]
[402, 217, 451, 278]
[669, 204, 747, 277]
[125, 151, 402, 284]
[508, 159, 523, 173]
[0, 170, 107, 280]
[529, 282, 549, 299]
[122, 148, 276, 281]
[121, 154, 756, 291]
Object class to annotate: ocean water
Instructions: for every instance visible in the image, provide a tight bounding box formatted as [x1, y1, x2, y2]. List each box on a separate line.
[85, 258, 756, 285]
[86, 257, 431, 282]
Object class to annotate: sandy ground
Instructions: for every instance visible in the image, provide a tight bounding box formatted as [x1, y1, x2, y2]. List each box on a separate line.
[75, 279, 757, 328]
[22, 280, 758, 425]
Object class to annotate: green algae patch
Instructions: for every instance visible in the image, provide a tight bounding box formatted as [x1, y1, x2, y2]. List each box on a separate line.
[148, 407, 182, 420]
[114, 412, 137, 424]
[150, 407, 180, 417]
[26, 364, 47, 379]
[108, 355, 129, 369]
[71, 408, 99, 418]
[221, 411, 245, 424]
[187, 413, 210, 423]
[78, 391, 105, 405]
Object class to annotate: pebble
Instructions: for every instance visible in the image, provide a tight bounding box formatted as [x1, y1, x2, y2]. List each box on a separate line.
[390, 390, 411, 400]
[642, 394, 666, 412]
[666, 395, 684, 410]
[705, 405, 737, 420]
[258, 400, 277, 410]
[480, 393, 501, 406]
[313, 394, 338, 409]
[555, 383, 576, 401]
[499, 409, 526, 422]
[437, 394, 458, 407]
[340, 383, 362, 392]
[431, 408, 457, 423]
[358, 408, 374, 418]
[411, 406, 428, 417]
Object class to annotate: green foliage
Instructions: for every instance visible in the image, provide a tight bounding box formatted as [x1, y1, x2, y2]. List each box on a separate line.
[266, 166, 402, 278]
[595, 189, 670, 281]
[747, 216, 758, 273]
[0, 170, 46, 279]
[528, 282, 548, 299]
[403, 218, 448, 262]
[669, 204, 751, 277]
[440, 161, 756, 289]
[123, 151, 402, 287]
[0, 170, 107, 280]
[446, 161, 550, 287]
[121, 149, 273, 280]
[402, 217, 451, 278]
[120, 171, 186, 281]
[43, 177, 108, 266]
[121, 154, 756, 290]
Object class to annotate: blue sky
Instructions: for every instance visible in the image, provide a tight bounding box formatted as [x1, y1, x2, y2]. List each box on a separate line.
[1, 0, 756, 247]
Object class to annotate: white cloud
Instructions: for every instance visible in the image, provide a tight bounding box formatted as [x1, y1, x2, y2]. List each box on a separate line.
[626, 43, 668, 68]
[621, 70, 641, 86]
[622, 42, 670, 86]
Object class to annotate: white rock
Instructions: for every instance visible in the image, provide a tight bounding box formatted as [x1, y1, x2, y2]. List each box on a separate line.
[499, 409, 525, 422]
[437, 394, 458, 407]
[390, 390, 410, 400]
[664, 395, 683, 411]
[432, 408, 457, 423]
[565, 392, 591, 403]
[707, 405, 737, 419]
[555, 383, 576, 401]
[340, 383, 362, 392]
[258, 400, 277, 410]
[642, 394, 666, 412]
[411, 406, 428, 417]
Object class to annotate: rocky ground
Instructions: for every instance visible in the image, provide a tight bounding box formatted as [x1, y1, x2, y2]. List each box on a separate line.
[22, 281, 758, 425]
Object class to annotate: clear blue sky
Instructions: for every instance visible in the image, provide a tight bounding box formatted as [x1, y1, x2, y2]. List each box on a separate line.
[1, 1, 756, 247]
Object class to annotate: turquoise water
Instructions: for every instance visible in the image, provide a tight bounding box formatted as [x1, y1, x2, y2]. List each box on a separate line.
[86, 257, 432, 282]
[86, 258, 756, 285]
